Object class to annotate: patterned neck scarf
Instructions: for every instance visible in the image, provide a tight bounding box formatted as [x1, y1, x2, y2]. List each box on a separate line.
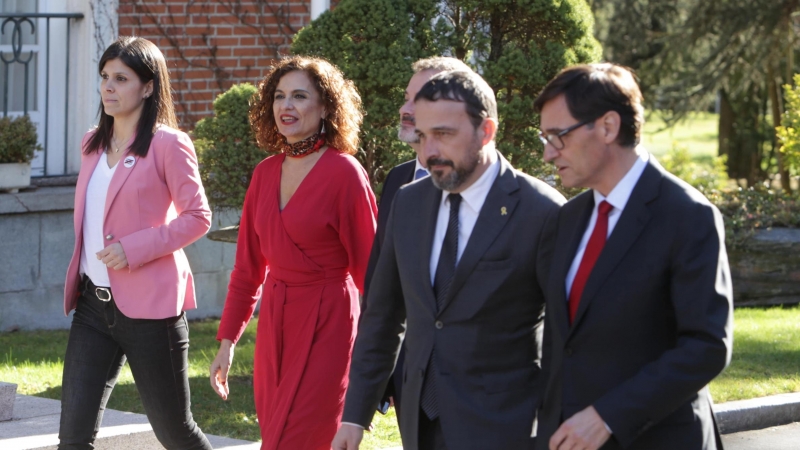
[282, 133, 326, 157]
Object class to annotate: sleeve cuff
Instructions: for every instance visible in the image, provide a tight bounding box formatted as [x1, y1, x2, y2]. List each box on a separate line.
[341, 422, 365, 430]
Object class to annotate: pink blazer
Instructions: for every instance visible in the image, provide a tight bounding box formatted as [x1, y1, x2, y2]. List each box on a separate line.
[64, 125, 212, 319]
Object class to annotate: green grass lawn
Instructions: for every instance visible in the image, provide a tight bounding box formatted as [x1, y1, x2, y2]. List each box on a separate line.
[3, 306, 798, 448]
[709, 306, 800, 402]
[642, 111, 719, 162]
[0, 317, 399, 449]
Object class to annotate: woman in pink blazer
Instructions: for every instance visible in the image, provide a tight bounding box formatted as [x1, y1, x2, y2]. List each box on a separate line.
[59, 37, 213, 450]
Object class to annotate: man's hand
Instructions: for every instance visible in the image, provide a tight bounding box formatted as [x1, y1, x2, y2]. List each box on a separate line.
[331, 423, 365, 450]
[209, 339, 235, 400]
[549, 405, 611, 450]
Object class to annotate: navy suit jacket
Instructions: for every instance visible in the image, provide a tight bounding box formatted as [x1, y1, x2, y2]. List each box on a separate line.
[535, 158, 733, 450]
[345, 153, 565, 450]
[364, 159, 416, 298]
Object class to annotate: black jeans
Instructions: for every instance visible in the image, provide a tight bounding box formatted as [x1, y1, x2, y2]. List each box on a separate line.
[58, 279, 212, 450]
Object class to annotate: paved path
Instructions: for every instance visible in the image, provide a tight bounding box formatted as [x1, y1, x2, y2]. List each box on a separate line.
[721, 421, 800, 450]
[4, 392, 800, 449]
[0, 395, 259, 450]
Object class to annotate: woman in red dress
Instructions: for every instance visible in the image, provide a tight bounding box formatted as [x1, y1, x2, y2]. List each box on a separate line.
[209, 56, 377, 449]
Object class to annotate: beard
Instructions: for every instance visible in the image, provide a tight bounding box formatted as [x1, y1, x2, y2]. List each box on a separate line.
[397, 115, 420, 144]
[427, 136, 481, 192]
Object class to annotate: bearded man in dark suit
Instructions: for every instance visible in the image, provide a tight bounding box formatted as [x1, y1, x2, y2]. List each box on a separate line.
[364, 57, 472, 421]
[334, 70, 565, 450]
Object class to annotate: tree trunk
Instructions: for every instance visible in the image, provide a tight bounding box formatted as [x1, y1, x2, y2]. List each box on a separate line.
[719, 89, 732, 158]
[718, 89, 742, 181]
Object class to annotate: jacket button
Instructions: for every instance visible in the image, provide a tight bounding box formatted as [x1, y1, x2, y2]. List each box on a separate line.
[139, 264, 143, 267]
[565, 347, 573, 356]
[105, 234, 113, 240]
[435, 320, 443, 329]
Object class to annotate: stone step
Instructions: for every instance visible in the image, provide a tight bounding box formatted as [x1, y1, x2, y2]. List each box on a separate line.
[0, 382, 17, 422]
[0, 394, 259, 450]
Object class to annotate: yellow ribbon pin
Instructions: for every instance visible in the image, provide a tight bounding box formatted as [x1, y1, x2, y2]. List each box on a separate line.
[501, 206, 507, 216]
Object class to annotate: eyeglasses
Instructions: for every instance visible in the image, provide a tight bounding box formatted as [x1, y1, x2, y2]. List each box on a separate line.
[538, 120, 591, 150]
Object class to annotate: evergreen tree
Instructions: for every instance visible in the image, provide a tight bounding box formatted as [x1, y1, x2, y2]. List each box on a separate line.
[592, 0, 800, 189]
[292, 0, 442, 187]
[292, 0, 601, 186]
[450, 0, 602, 173]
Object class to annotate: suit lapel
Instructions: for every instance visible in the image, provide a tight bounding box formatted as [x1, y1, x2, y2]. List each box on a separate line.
[439, 153, 519, 313]
[419, 179, 443, 316]
[403, 162, 416, 184]
[550, 192, 593, 340]
[569, 161, 662, 331]
[104, 151, 138, 221]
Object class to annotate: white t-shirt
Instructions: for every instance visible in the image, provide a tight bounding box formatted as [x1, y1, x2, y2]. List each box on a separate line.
[79, 151, 118, 288]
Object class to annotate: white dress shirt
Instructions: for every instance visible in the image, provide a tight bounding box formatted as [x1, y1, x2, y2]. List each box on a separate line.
[342, 158, 499, 431]
[80, 151, 118, 287]
[565, 152, 649, 298]
[430, 157, 500, 282]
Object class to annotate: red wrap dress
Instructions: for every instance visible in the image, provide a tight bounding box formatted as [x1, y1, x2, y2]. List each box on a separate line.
[216, 149, 377, 449]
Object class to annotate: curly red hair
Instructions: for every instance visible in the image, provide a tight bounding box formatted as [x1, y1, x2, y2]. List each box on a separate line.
[250, 56, 363, 155]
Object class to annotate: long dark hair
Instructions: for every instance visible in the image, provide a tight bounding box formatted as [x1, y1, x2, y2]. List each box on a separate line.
[85, 36, 177, 156]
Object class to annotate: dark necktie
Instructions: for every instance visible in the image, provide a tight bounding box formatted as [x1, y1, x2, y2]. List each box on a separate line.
[421, 193, 462, 420]
[433, 193, 462, 310]
[415, 168, 428, 180]
[568, 200, 613, 324]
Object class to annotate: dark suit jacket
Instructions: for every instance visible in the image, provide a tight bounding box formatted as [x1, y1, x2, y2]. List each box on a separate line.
[343, 153, 566, 450]
[364, 159, 416, 298]
[535, 158, 733, 450]
[363, 159, 416, 408]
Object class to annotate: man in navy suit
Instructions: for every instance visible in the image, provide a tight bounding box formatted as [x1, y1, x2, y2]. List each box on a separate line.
[533, 63, 733, 450]
[363, 56, 472, 422]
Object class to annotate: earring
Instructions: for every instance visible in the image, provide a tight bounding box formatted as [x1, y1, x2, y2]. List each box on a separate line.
[320, 119, 326, 135]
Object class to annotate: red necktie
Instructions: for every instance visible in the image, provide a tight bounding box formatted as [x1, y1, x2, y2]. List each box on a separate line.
[569, 200, 613, 324]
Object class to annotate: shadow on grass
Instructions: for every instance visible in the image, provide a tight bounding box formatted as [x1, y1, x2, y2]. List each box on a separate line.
[727, 335, 800, 379]
[33, 374, 261, 443]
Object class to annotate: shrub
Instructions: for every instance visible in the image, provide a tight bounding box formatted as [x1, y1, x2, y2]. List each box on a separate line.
[194, 83, 263, 212]
[291, 0, 601, 186]
[659, 144, 728, 195]
[0, 115, 41, 164]
[777, 73, 800, 173]
[709, 187, 800, 250]
[292, 0, 440, 185]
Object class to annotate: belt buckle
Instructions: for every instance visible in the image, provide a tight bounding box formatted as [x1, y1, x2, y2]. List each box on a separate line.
[95, 287, 112, 302]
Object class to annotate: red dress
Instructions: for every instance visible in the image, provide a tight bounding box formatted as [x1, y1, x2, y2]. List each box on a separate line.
[217, 149, 377, 449]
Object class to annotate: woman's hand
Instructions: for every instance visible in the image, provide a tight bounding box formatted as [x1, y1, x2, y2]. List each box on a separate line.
[97, 243, 128, 270]
[210, 339, 235, 400]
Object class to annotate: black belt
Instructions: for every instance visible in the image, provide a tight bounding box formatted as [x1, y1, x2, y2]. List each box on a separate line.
[82, 275, 113, 302]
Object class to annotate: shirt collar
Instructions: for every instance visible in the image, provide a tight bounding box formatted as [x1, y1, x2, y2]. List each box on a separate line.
[593, 151, 649, 212]
[414, 157, 428, 176]
[441, 156, 500, 212]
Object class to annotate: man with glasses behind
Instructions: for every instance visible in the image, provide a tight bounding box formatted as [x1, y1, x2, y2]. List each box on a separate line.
[532, 63, 732, 450]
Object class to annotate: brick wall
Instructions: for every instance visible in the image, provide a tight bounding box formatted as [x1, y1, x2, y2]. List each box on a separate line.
[118, 0, 332, 130]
